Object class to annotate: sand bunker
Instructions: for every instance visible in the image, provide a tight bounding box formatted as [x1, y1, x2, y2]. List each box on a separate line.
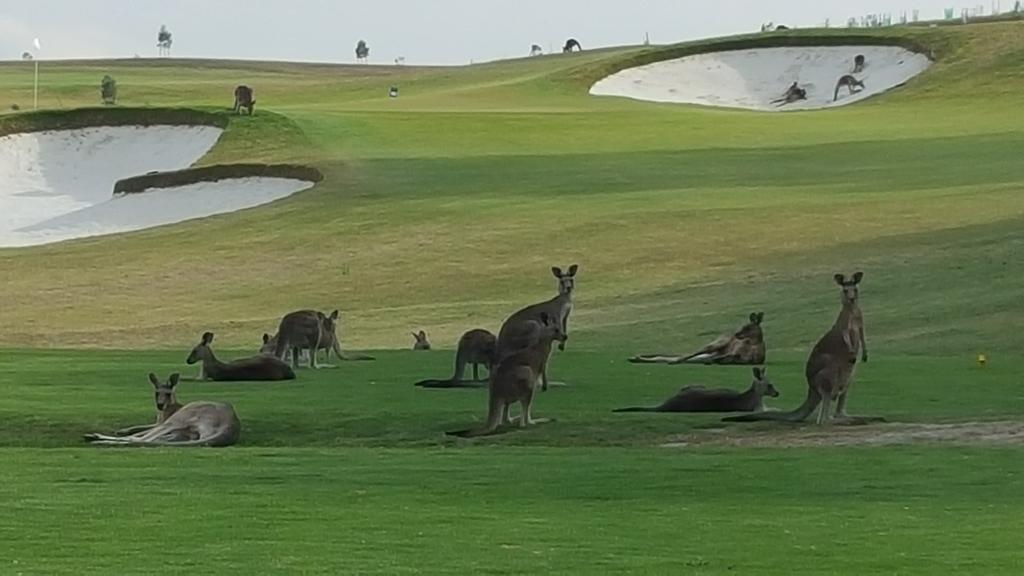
[590, 45, 931, 111]
[0, 125, 314, 247]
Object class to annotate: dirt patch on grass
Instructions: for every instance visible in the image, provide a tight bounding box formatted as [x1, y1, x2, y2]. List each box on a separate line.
[663, 421, 1024, 448]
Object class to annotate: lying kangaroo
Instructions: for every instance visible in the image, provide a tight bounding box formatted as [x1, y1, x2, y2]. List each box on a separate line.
[412, 330, 432, 350]
[496, 264, 577, 391]
[771, 82, 807, 106]
[414, 328, 497, 389]
[188, 331, 296, 381]
[233, 85, 255, 115]
[262, 310, 374, 364]
[834, 75, 865, 101]
[448, 313, 566, 437]
[629, 312, 766, 365]
[724, 272, 879, 425]
[84, 373, 241, 447]
[853, 54, 866, 73]
[614, 367, 778, 413]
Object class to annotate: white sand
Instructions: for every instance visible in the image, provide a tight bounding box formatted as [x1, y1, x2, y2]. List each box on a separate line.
[590, 45, 931, 111]
[0, 126, 313, 247]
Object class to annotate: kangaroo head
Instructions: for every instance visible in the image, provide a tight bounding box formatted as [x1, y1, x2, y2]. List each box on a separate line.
[259, 332, 276, 355]
[834, 272, 864, 306]
[737, 312, 765, 339]
[149, 372, 180, 411]
[321, 310, 340, 334]
[539, 311, 568, 344]
[186, 332, 214, 365]
[551, 264, 579, 296]
[751, 367, 779, 398]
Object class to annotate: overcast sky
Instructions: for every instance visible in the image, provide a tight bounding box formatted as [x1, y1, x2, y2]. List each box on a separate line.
[0, 1, 1003, 64]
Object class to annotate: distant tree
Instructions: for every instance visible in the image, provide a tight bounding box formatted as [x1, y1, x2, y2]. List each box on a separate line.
[22, 51, 33, 60]
[530, 44, 543, 56]
[394, 56, 405, 65]
[355, 40, 369, 62]
[100, 75, 117, 105]
[157, 25, 173, 57]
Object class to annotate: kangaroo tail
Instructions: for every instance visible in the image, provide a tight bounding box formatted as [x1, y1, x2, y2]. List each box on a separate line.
[340, 353, 375, 361]
[628, 354, 681, 364]
[447, 390, 504, 437]
[415, 378, 485, 389]
[613, 406, 660, 413]
[723, 388, 820, 422]
[834, 82, 841, 102]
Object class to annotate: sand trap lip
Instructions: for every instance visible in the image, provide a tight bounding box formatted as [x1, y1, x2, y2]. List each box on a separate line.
[590, 45, 931, 111]
[0, 125, 313, 247]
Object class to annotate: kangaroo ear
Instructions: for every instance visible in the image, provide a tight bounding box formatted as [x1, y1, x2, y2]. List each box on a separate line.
[202, 331, 214, 344]
[852, 271, 864, 284]
[757, 312, 765, 323]
[419, 330, 427, 338]
[752, 367, 763, 379]
[262, 333, 270, 344]
[834, 274, 846, 286]
[168, 373, 180, 387]
[330, 310, 339, 320]
[148, 373, 161, 387]
[749, 312, 757, 323]
[568, 264, 578, 276]
[551, 267, 563, 278]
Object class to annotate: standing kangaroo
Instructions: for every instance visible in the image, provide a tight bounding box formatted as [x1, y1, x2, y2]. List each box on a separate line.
[853, 54, 866, 73]
[629, 312, 766, 365]
[496, 264, 577, 391]
[724, 272, 879, 425]
[414, 328, 497, 389]
[188, 332, 296, 381]
[262, 310, 374, 364]
[272, 310, 324, 369]
[412, 330, 432, 350]
[233, 85, 255, 115]
[614, 367, 779, 413]
[84, 373, 241, 447]
[448, 313, 566, 437]
[834, 75, 865, 101]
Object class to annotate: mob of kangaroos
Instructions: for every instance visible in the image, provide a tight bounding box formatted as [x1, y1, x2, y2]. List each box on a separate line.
[629, 312, 766, 366]
[725, 272, 881, 426]
[85, 373, 241, 447]
[449, 312, 566, 437]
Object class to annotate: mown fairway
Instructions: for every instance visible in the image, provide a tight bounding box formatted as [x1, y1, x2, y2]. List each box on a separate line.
[0, 23, 1022, 574]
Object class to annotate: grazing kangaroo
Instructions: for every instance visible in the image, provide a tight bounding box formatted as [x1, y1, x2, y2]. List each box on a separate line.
[834, 75, 865, 101]
[496, 264, 577, 391]
[853, 54, 866, 73]
[233, 85, 255, 115]
[188, 332, 296, 381]
[412, 330, 432, 350]
[563, 38, 582, 53]
[530, 44, 544, 57]
[614, 367, 778, 413]
[448, 313, 566, 438]
[629, 312, 766, 366]
[84, 373, 241, 447]
[272, 309, 324, 369]
[724, 272, 879, 425]
[414, 328, 498, 389]
[262, 310, 374, 364]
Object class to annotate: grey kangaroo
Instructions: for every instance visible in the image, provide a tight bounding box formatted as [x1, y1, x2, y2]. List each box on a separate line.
[188, 332, 296, 382]
[724, 272, 880, 425]
[496, 264, 577, 391]
[629, 312, 766, 366]
[412, 330, 432, 351]
[614, 367, 778, 413]
[414, 328, 498, 389]
[834, 75, 865, 101]
[448, 313, 566, 438]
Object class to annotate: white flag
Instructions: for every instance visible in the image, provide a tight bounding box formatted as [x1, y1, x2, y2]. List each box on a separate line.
[33, 38, 41, 50]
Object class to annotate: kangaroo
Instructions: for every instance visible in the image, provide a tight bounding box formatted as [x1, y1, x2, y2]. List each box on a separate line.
[188, 331, 296, 381]
[771, 82, 807, 106]
[448, 313, 566, 438]
[563, 38, 582, 53]
[415, 328, 498, 389]
[834, 75, 865, 101]
[262, 310, 374, 364]
[724, 272, 880, 425]
[629, 312, 766, 366]
[496, 264, 577, 391]
[412, 330, 432, 351]
[853, 54, 866, 73]
[84, 373, 241, 447]
[233, 85, 255, 115]
[272, 309, 324, 369]
[614, 367, 778, 413]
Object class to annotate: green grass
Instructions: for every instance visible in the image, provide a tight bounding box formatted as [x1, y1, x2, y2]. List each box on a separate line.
[0, 22, 1023, 574]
